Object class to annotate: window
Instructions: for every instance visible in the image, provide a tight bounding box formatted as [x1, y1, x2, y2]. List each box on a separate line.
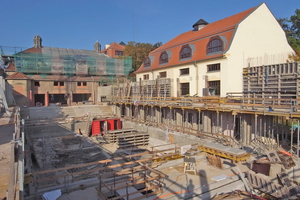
[54, 81, 64, 87]
[143, 74, 149, 80]
[159, 52, 168, 64]
[159, 71, 167, 78]
[208, 80, 220, 96]
[207, 63, 220, 72]
[144, 57, 151, 68]
[180, 45, 192, 59]
[180, 68, 189, 75]
[34, 81, 40, 87]
[207, 38, 223, 54]
[115, 51, 124, 56]
[180, 83, 190, 96]
[77, 82, 87, 86]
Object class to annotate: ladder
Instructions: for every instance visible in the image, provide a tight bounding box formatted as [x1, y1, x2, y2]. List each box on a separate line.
[84, 114, 93, 136]
[0, 83, 11, 116]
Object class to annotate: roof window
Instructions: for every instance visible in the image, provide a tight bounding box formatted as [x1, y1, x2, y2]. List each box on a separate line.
[144, 57, 151, 68]
[159, 52, 168, 64]
[207, 37, 223, 54]
[180, 45, 192, 59]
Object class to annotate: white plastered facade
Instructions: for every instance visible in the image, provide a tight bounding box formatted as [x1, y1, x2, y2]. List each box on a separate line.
[136, 3, 294, 97]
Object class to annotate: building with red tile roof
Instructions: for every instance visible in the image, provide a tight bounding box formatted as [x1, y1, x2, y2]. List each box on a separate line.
[2, 36, 132, 106]
[135, 3, 294, 97]
[101, 42, 125, 58]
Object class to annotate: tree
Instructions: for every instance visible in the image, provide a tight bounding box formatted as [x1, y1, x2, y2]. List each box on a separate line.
[279, 9, 300, 61]
[124, 41, 162, 71]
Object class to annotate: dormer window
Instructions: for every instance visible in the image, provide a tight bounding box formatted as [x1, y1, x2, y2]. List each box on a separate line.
[207, 37, 223, 54]
[180, 45, 192, 59]
[159, 52, 168, 64]
[144, 57, 151, 68]
[115, 51, 124, 56]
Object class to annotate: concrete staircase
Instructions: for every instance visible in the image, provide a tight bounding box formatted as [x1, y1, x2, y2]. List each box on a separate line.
[25, 106, 64, 120]
[65, 105, 113, 118]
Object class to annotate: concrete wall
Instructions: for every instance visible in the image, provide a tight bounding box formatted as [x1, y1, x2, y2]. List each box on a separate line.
[116, 103, 278, 146]
[123, 121, 202, 146]
[97, 86, 112, 102]
[6, 79, 31, 106]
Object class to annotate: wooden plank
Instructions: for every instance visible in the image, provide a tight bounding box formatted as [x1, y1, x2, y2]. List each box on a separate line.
[7, 141, 16, 200]
[35, 153, 173, 183]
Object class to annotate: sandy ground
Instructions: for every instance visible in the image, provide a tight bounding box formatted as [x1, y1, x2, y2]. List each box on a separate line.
[0, 112, 15, 199]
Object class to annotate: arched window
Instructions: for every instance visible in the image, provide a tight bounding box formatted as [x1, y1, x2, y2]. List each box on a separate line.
[207, 38, 223, 54]
[159, 52, 168, 64]
[180, 45, 192, 59]
[144, 57, 151, 68]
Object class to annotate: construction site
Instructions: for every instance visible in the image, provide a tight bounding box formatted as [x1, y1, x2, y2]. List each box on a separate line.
[4, 88, 300, 199]
[2, 43, 300, 199]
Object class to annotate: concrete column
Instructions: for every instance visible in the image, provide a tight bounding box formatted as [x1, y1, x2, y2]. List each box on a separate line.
[192, 111, 197, 130]
[220, 112, 223, 135]
[92, 90, 95, 104]
[203, 111, 211, 133]
[254, 114, 258, 140]
[242, 117, 247, 146]
[140, 107, 145, 121]
[29, 90, 33, 106]
[125, 104, 129, 117]
[112, 104, 116, 116]
[182, 108, 184, 127]
[176, 109, 182, 127]
[45, 91, 49, 106]
[233, 114, 236, 138]
[156, 107, 160, 124]
[70, 91, 73, 105]
[198, 109, 201, 132]
[217, 111, 219, 134]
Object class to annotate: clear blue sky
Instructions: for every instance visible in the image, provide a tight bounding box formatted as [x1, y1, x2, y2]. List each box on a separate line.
[0, 0, 299, 52]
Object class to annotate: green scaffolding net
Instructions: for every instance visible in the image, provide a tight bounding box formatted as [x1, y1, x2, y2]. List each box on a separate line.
[13, 47, 132, 79]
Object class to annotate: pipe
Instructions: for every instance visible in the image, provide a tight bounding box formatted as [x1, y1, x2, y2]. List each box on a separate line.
[193, 61, 198, 96]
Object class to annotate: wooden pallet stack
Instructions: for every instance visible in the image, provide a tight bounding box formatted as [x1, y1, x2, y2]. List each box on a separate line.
[104, 128, 149, 148]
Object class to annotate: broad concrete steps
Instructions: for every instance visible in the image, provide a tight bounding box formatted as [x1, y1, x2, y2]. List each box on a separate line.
[22, 105, 114, 120]
[60, 106, 77, 118]
[26, 106, 64, 120]
[71, 105, 113, 117]
[98, 105, 113, 116]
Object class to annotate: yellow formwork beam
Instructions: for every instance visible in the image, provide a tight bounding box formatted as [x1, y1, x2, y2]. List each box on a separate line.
[198, 145, 250, 162]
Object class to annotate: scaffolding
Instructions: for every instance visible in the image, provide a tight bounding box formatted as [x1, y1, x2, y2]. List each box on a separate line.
[4, 46, 132, 79]
[243, 62, 300, 100]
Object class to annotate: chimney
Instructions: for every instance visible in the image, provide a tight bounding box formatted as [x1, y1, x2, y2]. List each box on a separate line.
[192, 19, 208, 31]
[33, 34, 42, 48]
[94, 41, 101, 53]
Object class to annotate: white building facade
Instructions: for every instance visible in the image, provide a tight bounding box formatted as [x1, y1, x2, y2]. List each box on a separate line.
[135, 3, 294, 97]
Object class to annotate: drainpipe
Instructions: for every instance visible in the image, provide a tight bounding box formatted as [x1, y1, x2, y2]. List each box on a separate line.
[91, 76, 95, 104]
[193, 61, 198, 96]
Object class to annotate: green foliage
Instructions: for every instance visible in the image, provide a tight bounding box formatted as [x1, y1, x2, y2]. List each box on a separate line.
[124, 41, 162, 71]
[278, 9, 300, 51]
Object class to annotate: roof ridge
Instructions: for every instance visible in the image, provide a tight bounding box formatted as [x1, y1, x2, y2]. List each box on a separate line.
[6, 71, 32, 79]
[152, 25, 236, 54]
[151, 6, 258, 54]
